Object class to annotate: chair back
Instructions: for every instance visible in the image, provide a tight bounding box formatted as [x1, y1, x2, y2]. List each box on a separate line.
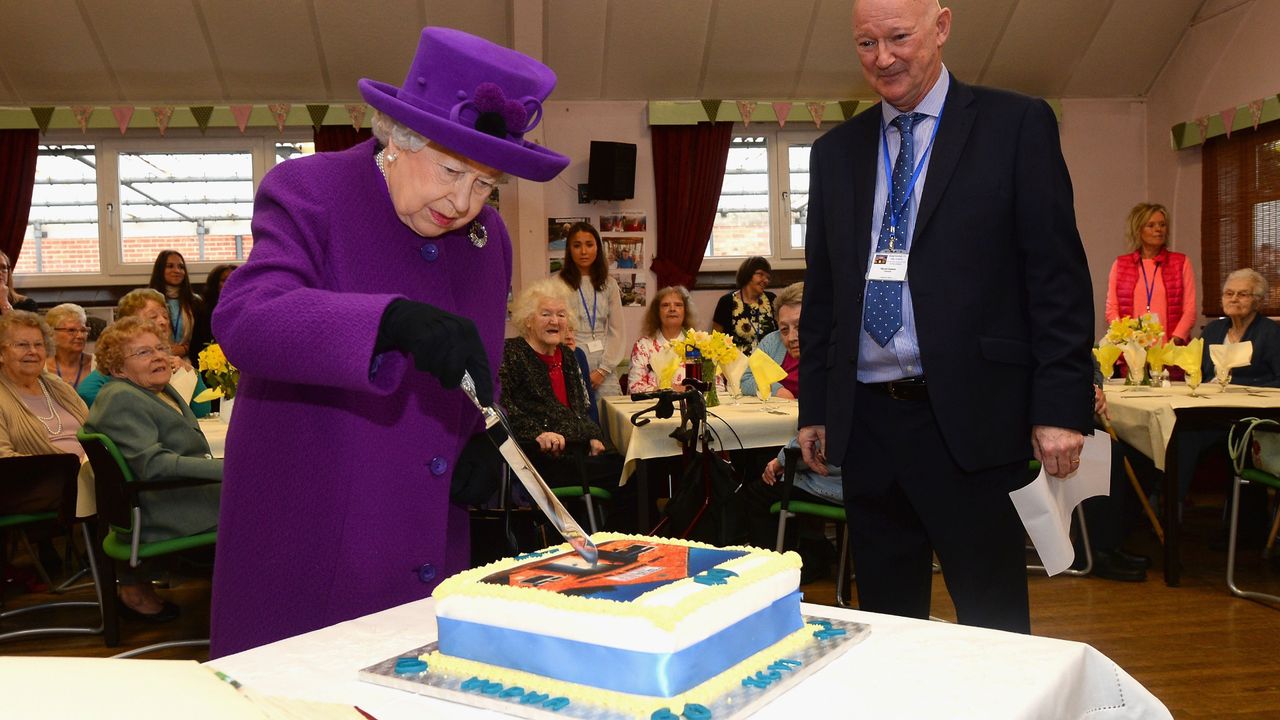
[0, 453, 81, 524]
[76, 430, 135, 533]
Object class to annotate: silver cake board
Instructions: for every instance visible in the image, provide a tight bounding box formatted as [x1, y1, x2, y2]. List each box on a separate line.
[359, 615, 868, 720]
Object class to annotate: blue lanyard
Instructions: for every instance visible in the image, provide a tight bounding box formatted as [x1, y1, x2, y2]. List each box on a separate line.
[879, 106, 944, 250]
[578, 285, 598, 332]
[1138, 257, 1160, 312]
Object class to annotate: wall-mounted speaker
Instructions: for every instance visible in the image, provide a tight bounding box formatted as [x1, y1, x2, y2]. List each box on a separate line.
[588, 141, 636, 201]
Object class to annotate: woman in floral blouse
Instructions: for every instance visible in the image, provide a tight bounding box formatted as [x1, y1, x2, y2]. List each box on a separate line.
[627, 285, 697, 393]
[711, 256, 776, 353]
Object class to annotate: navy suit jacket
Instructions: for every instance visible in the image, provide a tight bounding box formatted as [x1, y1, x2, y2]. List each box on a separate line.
[799, 75, 1095, 472]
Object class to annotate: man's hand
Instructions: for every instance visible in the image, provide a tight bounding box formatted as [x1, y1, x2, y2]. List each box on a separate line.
[762, 458, 783, 486]
[1032, 425, 1084, 479]
[798, 425, 828, 475]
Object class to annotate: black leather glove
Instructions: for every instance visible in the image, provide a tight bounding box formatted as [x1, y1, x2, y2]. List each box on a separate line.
[450, 431, 504, 506]
[374, 299, 494, 405]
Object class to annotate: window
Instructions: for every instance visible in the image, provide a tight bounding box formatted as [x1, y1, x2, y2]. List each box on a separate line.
[703, 128, 818, 269]
[17, 129, 304, 287]
[1202, 120, 1280, 315]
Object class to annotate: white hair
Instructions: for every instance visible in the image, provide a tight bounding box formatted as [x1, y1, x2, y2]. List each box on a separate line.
[370, 109, 427, 152]
[45, 302, 87, 328]
[1225, 268, 1268, 299]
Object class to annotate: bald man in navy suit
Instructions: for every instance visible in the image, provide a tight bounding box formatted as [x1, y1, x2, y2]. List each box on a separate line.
[798, 0, 1095, 633]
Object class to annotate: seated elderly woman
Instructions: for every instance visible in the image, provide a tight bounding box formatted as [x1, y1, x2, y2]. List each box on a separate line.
[1200, 268, 1280, 387]
[78, 289, 211, 416]
[0, 311, 90, 513]
[84, 315, 222, 621]
[44, 303, 94, 391]
[627, 285, 697, 393]
[499, 280, 624, 507]
[741, 282, 803, 399]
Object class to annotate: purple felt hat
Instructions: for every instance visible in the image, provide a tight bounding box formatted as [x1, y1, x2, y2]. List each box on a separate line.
[358, 27, 569, 182]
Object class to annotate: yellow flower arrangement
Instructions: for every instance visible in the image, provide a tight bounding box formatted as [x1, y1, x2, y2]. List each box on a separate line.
[672, 330, 741, 371]
[196, 343, 239, 400]
[1103, 313, 1164, 349]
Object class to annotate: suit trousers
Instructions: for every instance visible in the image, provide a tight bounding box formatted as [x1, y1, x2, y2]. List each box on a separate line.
[844, 382, 1031, 633]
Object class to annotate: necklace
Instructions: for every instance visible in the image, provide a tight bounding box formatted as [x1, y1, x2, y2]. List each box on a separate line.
[375, 148, 388, 178]
[33, 378, 64, 436]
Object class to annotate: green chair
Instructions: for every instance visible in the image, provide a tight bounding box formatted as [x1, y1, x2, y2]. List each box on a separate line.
[1024, 459, 1094, 577]
[77, 429, 218, 656]
[524, 440, 613, 534]
[0, 453, 105, 643]
[1226, 419, 1280, 607]
[770, 446, 851, 607]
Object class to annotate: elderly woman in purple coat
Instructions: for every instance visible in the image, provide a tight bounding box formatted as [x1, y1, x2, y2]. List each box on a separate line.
[208, 27, 569, 657]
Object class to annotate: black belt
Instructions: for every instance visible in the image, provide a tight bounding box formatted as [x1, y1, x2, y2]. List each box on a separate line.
[862, 376, 929, 401]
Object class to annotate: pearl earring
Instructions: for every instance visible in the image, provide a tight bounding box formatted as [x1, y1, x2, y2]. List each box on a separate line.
[386, 152, 398, 162]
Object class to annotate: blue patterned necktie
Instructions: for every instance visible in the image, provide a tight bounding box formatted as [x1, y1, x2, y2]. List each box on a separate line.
[864, 112, 923, 347]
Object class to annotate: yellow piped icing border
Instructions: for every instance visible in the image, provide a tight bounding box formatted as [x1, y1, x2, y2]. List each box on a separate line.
[433, 533, 801, 632]
[422, 625, 813, 717]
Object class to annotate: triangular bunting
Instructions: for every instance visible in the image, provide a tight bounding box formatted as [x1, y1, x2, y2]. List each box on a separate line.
[151, 106, 174, 136]
[71, 106, 94, 133]
[230, 105, 253, 133]
[806, 102, 826, 128]
[267, 103, 291, 132]
[345, 104, 366, 131]
[110, 106, 134, 134]
[1249, 99, 1265, 130]
[30, 107, 55, 134]
[772, 102, 792, 128]
[306, 104, 329, 130]
[190, 105, 214, 134]
[1220, 107, 1237, 138]
[701, 99, 722, 123]
[1194, 116, 1210, 144]
[839, 100, 859, 120]
[736, 100, 757, 127]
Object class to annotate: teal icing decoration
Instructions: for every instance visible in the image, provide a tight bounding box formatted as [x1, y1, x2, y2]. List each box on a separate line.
[481, 681, 504, 695]
[393, 657, 428, 675]
[742, 676, 769, 689]
[806, 619, 833, 630]
[682, 703, 712, 719]
[768, 659, 801, 673]
[775, 658, 802, 668]
[651, 710, 681, 720]
[520, 692, 550, 705]
[693, 568, 739, 586]
[542, 697, 570, 711]
[514, 549, 553, 561]
[460, 676, 485, 691]
[499, 686, 525, 698]
[814, 628, 847, 640]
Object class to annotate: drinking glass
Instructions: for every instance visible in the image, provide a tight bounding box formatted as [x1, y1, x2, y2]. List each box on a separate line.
[1186, 371, 1202, 397]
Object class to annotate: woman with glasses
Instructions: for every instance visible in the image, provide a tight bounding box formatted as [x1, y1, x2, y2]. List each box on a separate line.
[84, 315, 221, 622]
[0, 311, 89, 515]
[1200, 268, 1280, 387]
[712, 256, 777, 353]
[44, 304, 94, 390]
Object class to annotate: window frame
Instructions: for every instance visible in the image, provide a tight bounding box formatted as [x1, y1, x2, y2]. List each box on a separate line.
[17, 127, 307, 289]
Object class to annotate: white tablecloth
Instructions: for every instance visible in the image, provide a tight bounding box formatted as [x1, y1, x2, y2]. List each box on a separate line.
[208, 598, 1170, 720]
[601, 396, 799, 482]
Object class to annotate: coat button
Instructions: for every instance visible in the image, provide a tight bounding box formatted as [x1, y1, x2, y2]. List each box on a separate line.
[417, 563, 436, 583]
[430, 456, 448, 476]
[420, 243, 440, 262]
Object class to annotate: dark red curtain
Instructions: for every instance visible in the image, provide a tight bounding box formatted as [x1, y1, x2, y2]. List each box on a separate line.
[0, 129, 39, 265]
[314, 126, 373, 152]
[650, 122, 734, 289]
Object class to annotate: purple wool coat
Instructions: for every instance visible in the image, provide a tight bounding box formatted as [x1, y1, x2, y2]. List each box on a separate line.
[208, 139, 510, 657]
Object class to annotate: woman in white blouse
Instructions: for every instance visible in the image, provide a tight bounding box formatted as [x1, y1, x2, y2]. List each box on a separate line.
[627, 285, 697, 393]
[557, 222, 625, 397]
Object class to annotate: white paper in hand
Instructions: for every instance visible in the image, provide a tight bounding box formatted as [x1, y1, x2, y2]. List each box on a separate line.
[1009, 432, 1111, 575]
[170, 366, 199, 403]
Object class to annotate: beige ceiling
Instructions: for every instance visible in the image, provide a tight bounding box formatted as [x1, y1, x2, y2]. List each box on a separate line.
[0, 0, 1213, 106]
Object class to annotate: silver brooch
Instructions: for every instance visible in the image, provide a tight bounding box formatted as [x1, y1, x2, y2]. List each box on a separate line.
[468, 221, 488, 248]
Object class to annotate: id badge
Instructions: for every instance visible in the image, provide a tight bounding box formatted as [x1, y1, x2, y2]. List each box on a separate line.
[586, 338, 605, 353]
[866, 252, 909, 281]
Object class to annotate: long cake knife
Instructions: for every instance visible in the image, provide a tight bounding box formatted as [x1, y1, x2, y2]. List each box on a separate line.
[460, 371, 599, 565]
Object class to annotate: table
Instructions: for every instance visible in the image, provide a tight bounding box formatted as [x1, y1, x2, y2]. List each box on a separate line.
[208, 597, 1171, 719]
[1103, 382, 1280, 586]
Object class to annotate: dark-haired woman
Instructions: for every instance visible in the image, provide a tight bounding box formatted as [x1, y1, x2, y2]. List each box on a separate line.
[712, 256, 776, 353]
[557, 222, 624, 397]
[148, 250, 202, 362]
[190, 264, 236, 358]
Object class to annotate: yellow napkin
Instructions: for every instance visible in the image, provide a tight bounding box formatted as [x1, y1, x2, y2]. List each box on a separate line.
[1168, 338, 1204, 385]
[747, 350, 788, 400]
[1093, 345, 1122, 379]
[1146, 342, 1170, 374]
[651, 346, 681, 390]
[193, 386, 224, 403]
[1209, 341, 1253, 382]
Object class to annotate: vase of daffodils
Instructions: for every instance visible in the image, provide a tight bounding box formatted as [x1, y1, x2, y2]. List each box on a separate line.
[196, 343, 239, 422]
[673, 330, 741, 408]
[1102, 314, 1164, 385]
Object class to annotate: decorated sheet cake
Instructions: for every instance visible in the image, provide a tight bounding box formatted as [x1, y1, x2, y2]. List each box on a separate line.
[359, 533, 868, 719]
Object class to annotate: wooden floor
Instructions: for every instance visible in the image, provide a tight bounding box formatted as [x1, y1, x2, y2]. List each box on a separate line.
[2, 498, 1277, 718]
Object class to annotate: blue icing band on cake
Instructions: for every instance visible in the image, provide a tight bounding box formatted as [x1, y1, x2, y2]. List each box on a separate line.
[543, 697, 570, 711]
[683, 703, 712, 719]
[438, 591, 803, 697]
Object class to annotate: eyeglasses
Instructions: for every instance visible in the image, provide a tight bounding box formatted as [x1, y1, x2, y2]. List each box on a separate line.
[4, 341, 45, 353]
[124, 345, 166, 361]
[1222, 290, 1258, 299]
[426, 148, 500, 198]
[54, 326, 89, 335]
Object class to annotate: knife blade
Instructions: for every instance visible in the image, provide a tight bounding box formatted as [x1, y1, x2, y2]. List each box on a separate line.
[459, 371, 598, 565]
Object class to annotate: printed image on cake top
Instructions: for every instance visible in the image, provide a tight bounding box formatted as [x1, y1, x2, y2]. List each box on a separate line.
[479, 539, 748, 602]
